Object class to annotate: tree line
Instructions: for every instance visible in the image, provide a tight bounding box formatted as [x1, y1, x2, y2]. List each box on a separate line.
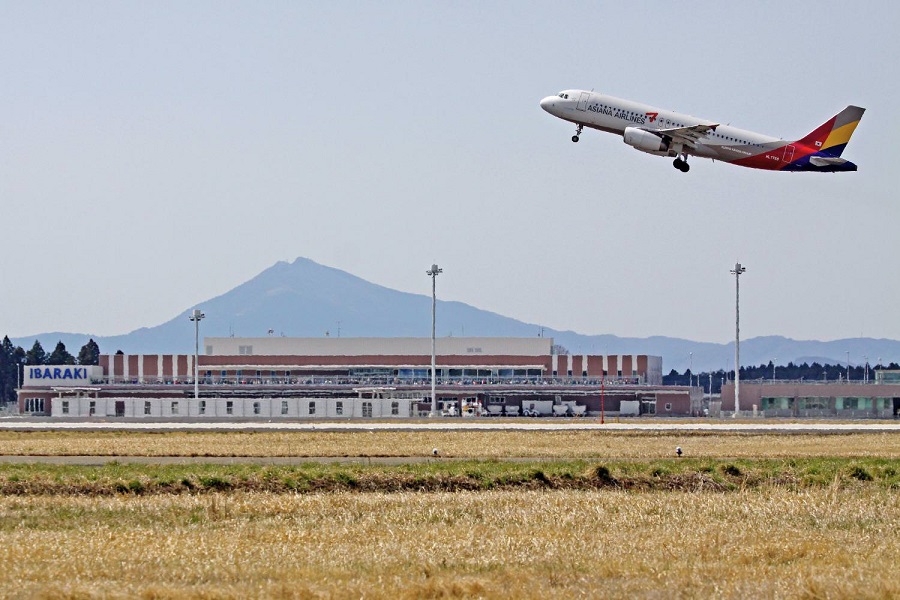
[664, 360, 900, 393]
[0, 337, 100, 403]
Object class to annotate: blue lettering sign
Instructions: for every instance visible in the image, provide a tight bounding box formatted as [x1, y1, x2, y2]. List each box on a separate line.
[28, 366, 89, 381]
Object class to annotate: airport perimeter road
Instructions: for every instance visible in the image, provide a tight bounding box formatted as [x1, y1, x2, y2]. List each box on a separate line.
[1, 419, 899, 433]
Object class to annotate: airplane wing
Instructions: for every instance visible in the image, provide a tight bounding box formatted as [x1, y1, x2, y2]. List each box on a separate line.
[653, 123, 719, 148]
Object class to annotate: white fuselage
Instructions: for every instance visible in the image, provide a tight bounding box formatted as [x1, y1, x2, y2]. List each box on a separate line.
[540, 90, 782, 161]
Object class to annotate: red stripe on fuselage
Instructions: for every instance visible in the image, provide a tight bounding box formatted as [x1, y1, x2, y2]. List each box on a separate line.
[728, 115, 837, 170]
[729, 141, 819, 170]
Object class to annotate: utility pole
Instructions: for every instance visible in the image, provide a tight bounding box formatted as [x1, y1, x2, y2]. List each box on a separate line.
[730, 263, 746, 417]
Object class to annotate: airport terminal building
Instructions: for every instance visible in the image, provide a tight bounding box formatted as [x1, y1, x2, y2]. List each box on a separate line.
[16, 337, 700, 418]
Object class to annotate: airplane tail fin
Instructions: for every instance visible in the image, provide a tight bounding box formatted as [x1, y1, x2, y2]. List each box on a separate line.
[796, 106, 865, 156]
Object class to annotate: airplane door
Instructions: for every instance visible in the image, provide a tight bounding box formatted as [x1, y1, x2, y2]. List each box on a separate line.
[576, 92, 590, 111]
[783, 145, 795, 163]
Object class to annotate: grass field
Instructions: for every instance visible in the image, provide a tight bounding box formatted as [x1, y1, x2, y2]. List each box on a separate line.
[0, 430, 898, 598]
[0, 430, 898, 459]
[1, 487, 897, 599]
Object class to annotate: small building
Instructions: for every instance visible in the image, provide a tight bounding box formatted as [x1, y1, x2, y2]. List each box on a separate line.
[49, 393, 415, 419]
[721, 381, 900, 418]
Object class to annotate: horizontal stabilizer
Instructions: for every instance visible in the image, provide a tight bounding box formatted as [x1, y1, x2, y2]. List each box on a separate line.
[809, 156, 850, 167]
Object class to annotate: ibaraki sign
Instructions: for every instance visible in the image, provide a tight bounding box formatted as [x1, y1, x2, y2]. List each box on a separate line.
[24, 365, 103, 387]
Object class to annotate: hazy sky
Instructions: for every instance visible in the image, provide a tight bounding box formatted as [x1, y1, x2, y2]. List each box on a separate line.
[2, 1, 898, 343]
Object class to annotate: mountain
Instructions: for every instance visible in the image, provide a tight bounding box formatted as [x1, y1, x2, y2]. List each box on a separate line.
[10, 257, 900, 371]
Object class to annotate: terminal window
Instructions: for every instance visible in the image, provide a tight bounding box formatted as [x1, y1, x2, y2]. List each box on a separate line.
[761, 397, 793, 410]
[362, 401, 373, 418]
[61, 401, 69, 414]
[253, 402, 261, 415]
[171, 401, 179, 415]
[281, 401, 288, 415]
[835, 397, 870, 410]
[391, 401, 399, 415]
[309, 401, 316, 415]
[144, 401, 151, 415]
[336, 401, 343, 416]
[798, 397, 828, 410]
[24, 398, 45, 413]
[199, 400, 206, 415]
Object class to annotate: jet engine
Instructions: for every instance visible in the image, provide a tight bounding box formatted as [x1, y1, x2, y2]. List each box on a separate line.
[623, 127, 668, 154]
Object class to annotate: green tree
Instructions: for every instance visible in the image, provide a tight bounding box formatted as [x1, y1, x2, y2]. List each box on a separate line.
[25, 340, 47, 366]
[0, 337, 11, 402]
[77, 339, 101, 365]
[0, 337, 26, 402]
[48, 341, 76, 365]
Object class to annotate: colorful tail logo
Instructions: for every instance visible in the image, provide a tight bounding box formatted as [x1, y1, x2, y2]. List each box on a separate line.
[797, 106, 865, 156]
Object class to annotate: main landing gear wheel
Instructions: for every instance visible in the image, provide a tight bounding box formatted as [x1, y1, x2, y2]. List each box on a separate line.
[572, 124, 583, 143]
[673, 158, 690, 172]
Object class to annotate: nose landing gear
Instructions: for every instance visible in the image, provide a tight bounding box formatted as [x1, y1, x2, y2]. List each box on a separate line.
[572, 124, 583, 143]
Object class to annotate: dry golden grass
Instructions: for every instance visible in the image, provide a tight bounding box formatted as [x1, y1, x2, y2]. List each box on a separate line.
[0, 430, 898, 459]
[0, 487, 897, 599]
[1, 431, 897, 597]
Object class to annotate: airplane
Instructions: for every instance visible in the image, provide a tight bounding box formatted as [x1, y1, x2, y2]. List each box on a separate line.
[539, 90, 865, 172]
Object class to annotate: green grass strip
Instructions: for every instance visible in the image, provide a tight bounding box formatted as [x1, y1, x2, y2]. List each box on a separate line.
[0, 458, 896, 495]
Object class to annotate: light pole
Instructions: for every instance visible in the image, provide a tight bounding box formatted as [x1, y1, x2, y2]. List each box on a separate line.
[427, 264, 442, 417]
[17, 357, 26, 390]
[846, 351, 850, 383]
[864, 355, 868, 383]
[730, 262, 746, 417]
[689, 352, 693, 388]
[189, 309, 205, 399]
[772, 358, 776, 383]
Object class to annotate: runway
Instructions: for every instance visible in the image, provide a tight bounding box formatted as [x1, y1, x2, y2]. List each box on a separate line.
[1, 418, 899, 433]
